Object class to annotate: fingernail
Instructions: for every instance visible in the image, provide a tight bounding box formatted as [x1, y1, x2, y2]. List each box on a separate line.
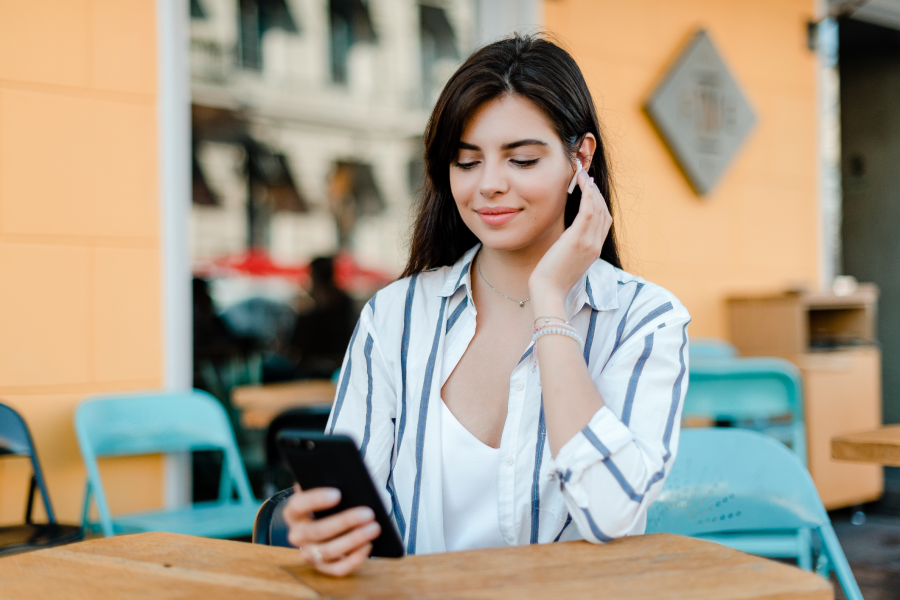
[355, 507, 375, 522]
[364, 522, 381, 536]
[323, 488, 341, 503]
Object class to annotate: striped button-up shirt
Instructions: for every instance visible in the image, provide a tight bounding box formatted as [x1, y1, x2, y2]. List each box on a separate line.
[326, 244, 691, 554]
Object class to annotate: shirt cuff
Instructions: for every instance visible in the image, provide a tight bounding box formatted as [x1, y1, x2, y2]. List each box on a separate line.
[553, 406, 635, 485]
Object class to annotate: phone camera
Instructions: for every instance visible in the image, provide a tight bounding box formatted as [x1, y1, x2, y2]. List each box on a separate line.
[304, 440, 316, 450]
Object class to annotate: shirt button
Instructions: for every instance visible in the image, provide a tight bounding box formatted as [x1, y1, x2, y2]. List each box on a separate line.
[504, 456, 514, 467]
[514, 382, 524, 391]
[505, 534, 515, 544]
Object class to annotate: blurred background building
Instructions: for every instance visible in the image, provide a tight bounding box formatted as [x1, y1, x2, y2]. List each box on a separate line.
[188, 0, 538, 271]
[188, 0, 476, 272]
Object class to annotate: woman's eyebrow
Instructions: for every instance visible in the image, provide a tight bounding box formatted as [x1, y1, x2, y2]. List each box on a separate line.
[457, 139, 548, 151]
[502, 139, 548, 150]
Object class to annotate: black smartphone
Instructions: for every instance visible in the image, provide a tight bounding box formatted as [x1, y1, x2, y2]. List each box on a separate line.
[276, 430, 404, 558]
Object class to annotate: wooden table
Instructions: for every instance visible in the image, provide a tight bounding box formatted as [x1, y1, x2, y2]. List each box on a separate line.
[0, 531, 833, 599]
[232, 380, 336, 429]
[832, 424, 900, 467]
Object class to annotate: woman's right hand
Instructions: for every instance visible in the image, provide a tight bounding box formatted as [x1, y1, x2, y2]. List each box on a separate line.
[283, 484, 382, 577]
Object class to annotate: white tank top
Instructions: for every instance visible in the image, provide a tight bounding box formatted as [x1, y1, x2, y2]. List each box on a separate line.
[440, 400, 507, 552]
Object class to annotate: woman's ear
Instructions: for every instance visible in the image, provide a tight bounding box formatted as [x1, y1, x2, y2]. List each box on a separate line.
[576, 133, 597, 171]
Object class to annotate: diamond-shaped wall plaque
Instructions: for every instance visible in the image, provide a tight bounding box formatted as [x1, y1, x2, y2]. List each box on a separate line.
[645, 30, 756, 196]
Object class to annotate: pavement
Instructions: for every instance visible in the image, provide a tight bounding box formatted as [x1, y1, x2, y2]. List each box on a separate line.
[829, 468, 900, 600]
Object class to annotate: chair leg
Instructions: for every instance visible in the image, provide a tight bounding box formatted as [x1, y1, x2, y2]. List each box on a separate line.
[815, 552, 830, 579]
[818, 523, 863, 600]
[81, 482, 95, 533]
[25, 475, 37, 524]
[796, 529, 813, 571]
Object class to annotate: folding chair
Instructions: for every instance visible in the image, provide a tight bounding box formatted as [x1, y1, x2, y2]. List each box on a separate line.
[75, 390, 260, 538]
[685, 356, 807, 463]
[0, 403, 82, 555]
[647, 428, 861, 600]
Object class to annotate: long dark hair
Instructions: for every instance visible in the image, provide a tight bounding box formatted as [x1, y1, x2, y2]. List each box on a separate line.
[401, 34, 622, 278]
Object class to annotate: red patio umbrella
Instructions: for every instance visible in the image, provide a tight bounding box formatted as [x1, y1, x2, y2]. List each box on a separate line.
[193, 248, 395, 294]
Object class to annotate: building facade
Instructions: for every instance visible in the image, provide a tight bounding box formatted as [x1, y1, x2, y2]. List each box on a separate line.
[189, 0, 478, 274]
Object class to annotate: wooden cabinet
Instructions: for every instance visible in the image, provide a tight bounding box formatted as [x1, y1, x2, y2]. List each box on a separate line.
[726, 287, 883, 509]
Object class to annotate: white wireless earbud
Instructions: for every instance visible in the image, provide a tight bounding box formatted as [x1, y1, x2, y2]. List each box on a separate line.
[567, 161, 583, 194]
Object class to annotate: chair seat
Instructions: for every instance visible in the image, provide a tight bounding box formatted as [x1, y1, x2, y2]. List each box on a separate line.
[0, 524, 83, 557]
[106, 501, 262, 539]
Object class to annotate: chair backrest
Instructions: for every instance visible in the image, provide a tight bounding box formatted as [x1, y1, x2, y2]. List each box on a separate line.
[0, 403, 34, 457]
[0, 402, 56, 523]
[76, 391, 237, 457]
[253, 487, 294, 546]
[647, 428, 826, 536]
[689, 337, 738, 358]
[75, 390, 255, 536]
[649, 428, 865, 600]
[685, 356, 806, 462]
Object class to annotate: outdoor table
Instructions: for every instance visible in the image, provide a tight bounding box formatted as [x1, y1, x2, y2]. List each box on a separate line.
[832, 424, 900, 467]
[232, 380, 336, 429]
[0, 531, 833, 599]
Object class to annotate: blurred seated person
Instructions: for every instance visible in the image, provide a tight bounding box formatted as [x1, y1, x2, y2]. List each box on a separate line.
[193, 276, 264, 401]
[288, 256, 358, 379]
[193, 277, 246, 361]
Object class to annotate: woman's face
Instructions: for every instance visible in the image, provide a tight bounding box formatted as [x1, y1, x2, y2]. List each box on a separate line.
[449, 95, 576, 254]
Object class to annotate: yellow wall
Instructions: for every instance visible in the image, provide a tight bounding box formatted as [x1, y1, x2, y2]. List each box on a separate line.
[545, 0, 820, 337]
[0, 0, 164, 524]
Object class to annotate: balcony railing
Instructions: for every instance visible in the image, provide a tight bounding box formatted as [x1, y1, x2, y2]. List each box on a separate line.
[191, 39, 237, 83]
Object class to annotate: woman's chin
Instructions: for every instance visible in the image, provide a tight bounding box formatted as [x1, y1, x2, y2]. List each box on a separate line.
[473, 229, 541, 253]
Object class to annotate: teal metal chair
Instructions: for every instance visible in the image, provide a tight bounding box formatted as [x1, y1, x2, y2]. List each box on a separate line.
[689, 337, 738, 358]
[75, 390, 261, 538]
[647, 429, 861, 600]
[685, 356, 806, 464]
[0, 402, 82, 555]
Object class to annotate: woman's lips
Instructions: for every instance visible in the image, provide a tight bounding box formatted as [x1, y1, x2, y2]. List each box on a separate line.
[477, 207, 519, 226]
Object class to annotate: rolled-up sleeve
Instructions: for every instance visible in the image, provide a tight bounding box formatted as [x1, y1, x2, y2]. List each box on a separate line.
[551, 312, 690, 543]
[325, 303, 397, 511]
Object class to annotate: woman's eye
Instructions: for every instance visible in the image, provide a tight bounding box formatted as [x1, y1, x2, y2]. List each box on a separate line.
[455, 161, 479, 170]
[511, 158, 540, 167]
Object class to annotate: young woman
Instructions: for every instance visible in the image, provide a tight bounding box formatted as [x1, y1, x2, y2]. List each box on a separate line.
[284, 34, 691, 576]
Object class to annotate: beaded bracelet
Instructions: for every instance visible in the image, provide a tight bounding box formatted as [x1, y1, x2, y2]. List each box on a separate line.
[531, 325, 586, 373]
[533, 321, 577, 334]
[530, 320, 585, 373]
[534, 316, 571, 327]
[532, 320, 579, 336]
[532, 326, 586, 350]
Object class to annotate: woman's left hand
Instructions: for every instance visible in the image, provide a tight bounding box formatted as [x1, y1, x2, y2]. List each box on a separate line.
[529, 169, 613, 311]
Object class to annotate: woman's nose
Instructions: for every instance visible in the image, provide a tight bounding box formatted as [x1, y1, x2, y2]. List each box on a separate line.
[479, 162, 509, 198]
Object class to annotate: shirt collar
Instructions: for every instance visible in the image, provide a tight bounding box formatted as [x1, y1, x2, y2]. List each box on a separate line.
[438, 243, 619, 315]
[565, 259, 620, 317]
[439, 244, 481, 298]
